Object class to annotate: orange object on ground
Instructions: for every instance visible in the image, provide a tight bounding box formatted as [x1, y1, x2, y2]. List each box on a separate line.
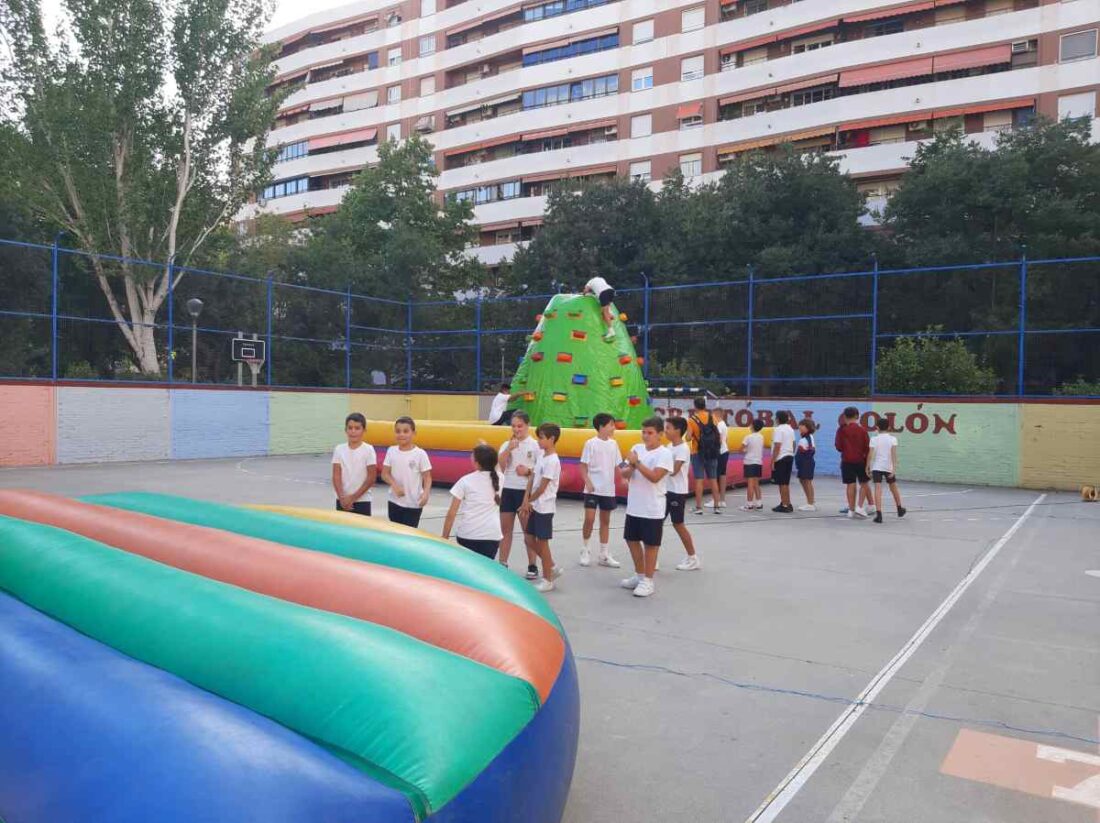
[0, 490, 564, 703]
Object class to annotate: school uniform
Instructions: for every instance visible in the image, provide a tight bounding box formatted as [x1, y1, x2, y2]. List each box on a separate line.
[666, 441, 691, 525]
[332, 442, 377, 516]
[585, 276, 615, 306]
[580, 436, 622, 510]
[525, 452, 561, 540]
[383, 445, 432, 528]
[869, 433, 899, 483]
[450, 470, 504, 558]
[717, 419, 730, 477]
[624, 444, 674, 546]
[498, 436, 541, 514]
[771, 423, 796, 486]
[742, 432, 764, 479]
[795, 433, 816, 480]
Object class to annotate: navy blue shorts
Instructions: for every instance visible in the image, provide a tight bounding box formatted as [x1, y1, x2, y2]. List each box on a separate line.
[584, 494, 617, 511]
[666, 492, 689, 525]
[795, 453, 815, 480]
[744, 464, 762, 479]
[624, 514, 663, 547]
[772, 456, 794, 486]
[388, 501, 422, 529]
[336, 500, 371, 516]
[500, 487, 527, 514]
[457, 537, 500, 559]
[525, 511, 554, 540]
[598, 288, 615, 307]
[718, 452, 730, 477]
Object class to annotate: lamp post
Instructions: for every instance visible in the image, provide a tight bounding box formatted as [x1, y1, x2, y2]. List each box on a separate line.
[186, 298, 203, 383]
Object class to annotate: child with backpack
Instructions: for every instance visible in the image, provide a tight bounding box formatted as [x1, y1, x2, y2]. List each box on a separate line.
[687, 397, 722, 516]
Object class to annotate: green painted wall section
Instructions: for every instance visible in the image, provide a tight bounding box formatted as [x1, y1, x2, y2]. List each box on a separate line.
[269, 393, 352, 455]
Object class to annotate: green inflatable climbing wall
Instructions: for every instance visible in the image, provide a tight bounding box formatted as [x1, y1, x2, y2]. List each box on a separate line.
[509, 293, 655, 430]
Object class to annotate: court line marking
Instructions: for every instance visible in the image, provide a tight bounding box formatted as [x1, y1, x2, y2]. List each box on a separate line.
[744, 493, 1047, 823]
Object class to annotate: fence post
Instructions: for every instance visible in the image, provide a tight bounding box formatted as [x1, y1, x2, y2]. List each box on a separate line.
[474, 296, 483, 392]
[870, 253, 879, 396]
[745, 264, 754, 398]
[166, 262, 175, 384]
[1017, 246, 1028, 396]
[641, 273, 650, 379]
[265, 272, 274, 387]
[345, 283, 352, 390]
[50, 235, 60, 381]
[405, 299, 413, 392]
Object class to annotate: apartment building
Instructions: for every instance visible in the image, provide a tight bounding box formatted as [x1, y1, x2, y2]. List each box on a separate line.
[246, 0, 1100, 267]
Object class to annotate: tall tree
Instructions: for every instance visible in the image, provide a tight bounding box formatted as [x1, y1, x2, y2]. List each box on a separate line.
[1, 0, 279, 374]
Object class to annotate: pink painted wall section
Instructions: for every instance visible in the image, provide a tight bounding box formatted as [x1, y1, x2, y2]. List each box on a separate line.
[0, 385, 55, 466]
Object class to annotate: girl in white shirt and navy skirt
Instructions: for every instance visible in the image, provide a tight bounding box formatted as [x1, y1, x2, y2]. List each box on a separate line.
[442, 444, 504, 559]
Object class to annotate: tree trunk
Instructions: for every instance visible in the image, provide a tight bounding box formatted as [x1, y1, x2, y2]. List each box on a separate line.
[132, 306, 161, 375]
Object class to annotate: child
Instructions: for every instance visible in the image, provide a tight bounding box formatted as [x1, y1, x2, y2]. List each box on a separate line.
[497, 410, 541, 576]
[582, 276, 617, 341]
[867, 418, 907, 523]
[835, 406, 874, 519]
[664, 417, 700, 571]
[520, 423, 563, 593]
[381, 416, 433, 528]
[795, 418, 817, 512]
[442, 444, 504, 558]
[621, 416, 674, 598]
[770, 410, 796, 513]
[578, 412, 623, 568]
[331, 412, 377, 516]
[687, 397, 722, 516]
[716, 408, 730, 510]
[488, 382, 512, 425]
[740, 419, 765, 511]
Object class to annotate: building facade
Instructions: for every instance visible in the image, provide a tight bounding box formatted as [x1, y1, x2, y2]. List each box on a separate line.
[248, 0, 1100, 267]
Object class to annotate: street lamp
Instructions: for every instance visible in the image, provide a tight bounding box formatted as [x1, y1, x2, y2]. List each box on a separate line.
[186, 298, 203, 383]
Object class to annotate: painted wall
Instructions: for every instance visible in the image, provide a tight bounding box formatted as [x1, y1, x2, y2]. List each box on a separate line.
[1, 384, 1097, 490]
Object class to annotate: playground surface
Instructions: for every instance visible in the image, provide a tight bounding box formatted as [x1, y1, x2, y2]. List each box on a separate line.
[2, 455, 1097, 823]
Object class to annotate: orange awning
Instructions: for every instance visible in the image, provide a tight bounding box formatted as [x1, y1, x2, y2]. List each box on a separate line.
[721, 33, 777, 55]
[934, 96, 1034, 119]
[719, 87, 776, 106]
[844, 1, 934, 23]
[933, 43, 1012, 72]
[717, 135, 780, 155]
[777, 73, 838, 94]
[573, 165, 617, 178]
[308, 127, 377, 151]
[479, 220, 520, 232]
[443, 134, 519, 156]
[839, 56, 933, 87]
[783, 125, 837, 142]
[523, 170, 564, 184]
[840, 111, 931, 132]
[523, 127, 569, 141]
[785, 18, 840, 39]
[278, 103, 309, 116]
[677, 101, 704, 119]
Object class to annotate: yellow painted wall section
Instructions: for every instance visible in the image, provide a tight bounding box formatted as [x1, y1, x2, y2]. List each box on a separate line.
[347, 393, 410, 421]
[410, 394, 479, 421]
[1019, 404, 1100, 490]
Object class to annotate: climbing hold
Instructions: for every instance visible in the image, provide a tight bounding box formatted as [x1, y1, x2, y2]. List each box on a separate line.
[636, 356, 645, 366]
[556, 352, 573, 363]
[532, 331, 543, 341]
[574, 416, 589, 427]
[628, 396, 641, 407]
[619, 312, 628, 322]
[609, 377, 624, 387]
[552, 392, 567, 403]
[545, 311, 557, 319]
[572, 374, 588, 385]
[614, 420, 627, 430]
[618, 355, 632, 366]
[524, 392, 536, 401]
[567, 311, 583, 318]
[531, 352, 544, 362]
[570, 330, 587, 341]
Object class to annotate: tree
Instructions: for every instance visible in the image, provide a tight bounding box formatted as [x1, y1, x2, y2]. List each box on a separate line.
[875, 329, 999, 394]
[1, 0, 280, 374]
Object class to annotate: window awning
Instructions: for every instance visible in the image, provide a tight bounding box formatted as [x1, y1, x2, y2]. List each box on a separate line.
[523, 37, 570, 55]
[839, 56, 933, 87]
[343, 90, 379, 111]
[523, 170, 564, 184]
[932, 43, 1012, 72]
[480, 92, 522, 109]
[308, 127, 377, 151]
[677, 101, 704, 119]
[840, 111, 931, 132]
[479, 220, 520, 232]
[447, 5, 519, 36]
[721, 33, 776, 55]
[777, 73, 839, 94]
[719, 88, 775, 106]
[784, 125, 837, 142]
[786, 18, 840, 39]
[523, 127, 569, 141]
[308, 60, 345, 74]
[844, 1, 934, 23]
[446, 100, 484, 117]
[717, 135, 780, 155]
[573, 164, 617, 178]
[278, 103, 309, 116]
[273, 68, 308, 85]
[934, 0, 967, 5]
[309, 98, 343, 111]
[443, 134, 518, 155]
[934, 96, 1034, 119]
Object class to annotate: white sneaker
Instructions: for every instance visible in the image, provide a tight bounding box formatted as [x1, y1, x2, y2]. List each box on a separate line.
[853, 507, 868, 519]
[739, 503, 755, 511]
[534, 578, 555, 593]
[603, 329, 615, 341]
[632, 578, 656, 597]
[598, 553, 621, 568]
[579, 548, 592, 567]
[676, 555, 701, 571]
[797, 504, 817, 512]
[705, 500, 716, 508]
[620, 574, 643, 589]
[847, 510, 854, 519]
[692, 507, 704, 516]
[754, 502, 764, 510]
[551, 565, 564, 580]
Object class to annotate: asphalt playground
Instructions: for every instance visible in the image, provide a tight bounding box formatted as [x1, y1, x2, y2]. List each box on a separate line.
[3, 455, 1097, 823]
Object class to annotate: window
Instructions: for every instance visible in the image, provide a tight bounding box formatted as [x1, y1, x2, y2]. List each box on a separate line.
[419, 35, 435, 56]
[521, 73, 619, 109]
[521, 32, 619, 67]
[387, 85, 401, 103]
[792, 34, 833, 53]
[386, 123, 401, 142]
[682, 7, 704, 32]
[629, 160, 651, 182]
[523, 0, 611, 23]
[934, 115, 964, 133]
[632, 66, 653, 91]
[791, 86, 834, 107]
[386, 10, 401, 27]
[631, 113, 652, 137]
[261, 177, 309, 200]
[451, 180, 522, 205]
[743, 0, 767, 14]
[681, 55, 704, 81]
[984, 0, 1011, 15]
[865, 19, 904, 37]
[983, 110, 1013, 132]
[679, 153, 702, 177]
[1058, 90, 1097, 120]
[388, 47, 402, 66]
[742, 46, 768, 65]
[367, 52, 380, 70]
[935, 5, 966, 24]
[420, 75, 436, 96]
[275, 141, 308, 162]
[1060, 30, 1097, 62]
[633, 19, 654, 44]
[742, 99, 767, 117]
[420, 0, 435, 15]
[679, 114, 703, 130]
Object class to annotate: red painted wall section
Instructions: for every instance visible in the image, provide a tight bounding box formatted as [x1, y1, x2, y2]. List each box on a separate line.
[0, 385, 55, 466]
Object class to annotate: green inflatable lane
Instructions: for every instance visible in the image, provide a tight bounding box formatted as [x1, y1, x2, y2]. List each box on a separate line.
[0, 516, 538, 819]
[83, 492, 562, 632]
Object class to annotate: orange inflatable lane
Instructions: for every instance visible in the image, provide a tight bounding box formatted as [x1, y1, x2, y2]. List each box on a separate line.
[0, 490, 563, 703]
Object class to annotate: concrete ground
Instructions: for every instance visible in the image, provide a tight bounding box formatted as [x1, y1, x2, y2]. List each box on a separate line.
[2, 456, 1098, 823]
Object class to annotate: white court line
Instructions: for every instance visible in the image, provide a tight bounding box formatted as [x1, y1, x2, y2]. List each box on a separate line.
[908, 488, 973, 498]
[744, 493, 1047, 823]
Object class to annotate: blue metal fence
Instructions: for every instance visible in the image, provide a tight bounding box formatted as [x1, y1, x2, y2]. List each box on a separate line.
[0, 236, 1098, 397]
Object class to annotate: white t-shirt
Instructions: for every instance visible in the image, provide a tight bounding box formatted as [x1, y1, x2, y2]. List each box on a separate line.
[585, 276, 612, 297]
[773, 424, 796, 460]
[530, 452, 561, 515]
[869, 433, 898, 473]
[499, 436, 541, 491]
[332, 442, 377, 499]
[580, 436, 622, 497]
[743, 432, 764, 466]
[798, 434, 815, 453]
[667, 441, 691, 495]
[717, 419, 729, 455]
[626, 444, 674, 519]
[383, 446, 432, 508]
[488, 392, 510, 423]
[449, 471, 504, 541]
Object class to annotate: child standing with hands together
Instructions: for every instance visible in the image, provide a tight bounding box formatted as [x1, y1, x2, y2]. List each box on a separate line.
[332, 412, 377, 516]
[381, 416, 433, 528]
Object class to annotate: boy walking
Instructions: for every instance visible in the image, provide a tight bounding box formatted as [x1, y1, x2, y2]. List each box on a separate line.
[621, 416, 674, 598]
[579, 412, 623, 568]
[867, 418, 907, 523]
[835, 406, 874, 519]
[331, 412, 377, 515]
[687, 397, 722, 515]
[520, 423, 563, 593]
[770, 410, 796, 513]
[664, 417, 700, 571]
[740, 419, 765, 510]
[582, 276, 618, 341]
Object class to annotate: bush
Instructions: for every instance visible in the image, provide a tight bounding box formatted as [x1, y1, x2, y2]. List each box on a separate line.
[1054, 377, 1100, 397]
[646, 356, 728, 396]
[63, 360, 99, 379]
[875, 329, 998, 395]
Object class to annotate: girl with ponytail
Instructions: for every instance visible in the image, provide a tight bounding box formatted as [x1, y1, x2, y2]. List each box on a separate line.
[442, 444, 504, 560]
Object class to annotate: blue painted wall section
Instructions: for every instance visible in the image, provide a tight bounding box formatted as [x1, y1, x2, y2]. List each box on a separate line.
[170, 390, 269, 459]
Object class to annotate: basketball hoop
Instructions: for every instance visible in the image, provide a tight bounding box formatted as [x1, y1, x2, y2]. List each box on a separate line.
[244, 358, 263, 387]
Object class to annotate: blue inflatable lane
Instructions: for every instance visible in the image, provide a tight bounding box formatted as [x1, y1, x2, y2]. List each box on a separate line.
[0, 594, 415, 823]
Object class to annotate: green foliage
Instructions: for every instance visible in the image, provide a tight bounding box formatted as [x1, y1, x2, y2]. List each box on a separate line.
[63, 360, 99, 379]
[875, 329, 999, 394]
[1054, 378, 1100, 397]
[645, 356, 727, 396]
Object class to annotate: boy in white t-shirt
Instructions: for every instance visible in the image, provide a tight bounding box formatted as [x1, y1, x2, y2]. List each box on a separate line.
[664, 417, 700, 571]
[770, 410, 797, 514]
[582, 276, 617, 341]
[866, 417, 907, 524]
[520, 423, 563, 593]
[331, 412, 377, 516]
[740, 420, 765, 511]
[578, 412, 623, 569]
[620, 416, 674, 598]
[381, 416, 433, 529]
[497, 410, 541, 576]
